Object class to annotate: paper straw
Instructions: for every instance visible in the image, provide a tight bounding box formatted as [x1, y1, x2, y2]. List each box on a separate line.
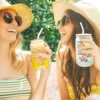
[80, 22, 84, 34]
[37, 28, 43, 39]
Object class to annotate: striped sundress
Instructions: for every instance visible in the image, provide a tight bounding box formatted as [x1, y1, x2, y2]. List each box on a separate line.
[0, 75, 31, 100]
[67, 83, 100, 100]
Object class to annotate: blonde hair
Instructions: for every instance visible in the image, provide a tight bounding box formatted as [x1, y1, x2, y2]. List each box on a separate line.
[0, 9, 26, 71]
[9, 33, 24, 71]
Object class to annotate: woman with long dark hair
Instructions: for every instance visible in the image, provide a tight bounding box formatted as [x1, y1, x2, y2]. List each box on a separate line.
[53, 0, 100, 100]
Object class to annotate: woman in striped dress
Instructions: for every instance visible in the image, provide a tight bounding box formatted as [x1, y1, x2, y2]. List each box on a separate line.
[53, 0, 100, 100]
[0, 0, 52, 100]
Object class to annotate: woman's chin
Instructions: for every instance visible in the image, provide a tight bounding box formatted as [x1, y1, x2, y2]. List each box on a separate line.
[8, 38, 17, 43]
[60, 38, 70, 45]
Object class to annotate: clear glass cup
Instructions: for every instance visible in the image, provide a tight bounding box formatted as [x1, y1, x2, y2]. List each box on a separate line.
[75, 34, 93, 67]
[30, 39, 49, 70]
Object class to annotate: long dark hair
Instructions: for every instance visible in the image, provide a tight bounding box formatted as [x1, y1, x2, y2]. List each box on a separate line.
[61, 9, 99, 100]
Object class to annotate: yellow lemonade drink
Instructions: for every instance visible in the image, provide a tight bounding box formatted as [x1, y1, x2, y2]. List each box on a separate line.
[30, 39, 49, 70]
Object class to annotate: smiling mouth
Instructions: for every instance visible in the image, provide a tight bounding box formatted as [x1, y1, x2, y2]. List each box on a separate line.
[60, 31, 66, 35]
[61, 33, 67, 37]
[7, 29, 17, 33]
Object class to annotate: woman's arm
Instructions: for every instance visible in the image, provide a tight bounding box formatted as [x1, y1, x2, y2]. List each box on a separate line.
[56, 55, 70, 100]
[30, 69, 50, 100]
[27, 43, 52, 100]
[27, 56, 51, 100]
[23, 55, 38, 100]
[22, 51, 38, 94]
[56, 42, 70, 100]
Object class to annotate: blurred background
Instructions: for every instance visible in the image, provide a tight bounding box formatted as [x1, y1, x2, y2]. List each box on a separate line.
[7, 0, 78, 61]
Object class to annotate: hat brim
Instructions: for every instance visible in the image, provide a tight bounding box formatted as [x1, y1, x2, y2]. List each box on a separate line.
[53, 0, 100, 41]
[0, 4, 33, 32]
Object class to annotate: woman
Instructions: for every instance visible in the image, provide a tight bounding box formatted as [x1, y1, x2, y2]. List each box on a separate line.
[0, 0, 52, 100]
[53, 0, 100, 100]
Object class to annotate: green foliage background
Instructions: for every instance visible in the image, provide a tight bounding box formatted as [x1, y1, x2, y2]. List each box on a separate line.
[7, 0, 78, 61]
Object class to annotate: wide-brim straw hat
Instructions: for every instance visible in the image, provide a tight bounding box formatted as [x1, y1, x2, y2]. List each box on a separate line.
[53, 0, 100, 42]
[0, 0, 33, 32]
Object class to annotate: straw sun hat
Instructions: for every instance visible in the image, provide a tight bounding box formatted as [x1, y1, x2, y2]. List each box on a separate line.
[53, 0, 100, 38]
[0, 0, 33, 32]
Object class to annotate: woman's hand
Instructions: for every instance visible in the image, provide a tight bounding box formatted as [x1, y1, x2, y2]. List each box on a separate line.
[29, 42, 52, 100]
[56, 41, 71, 100]
[79, 39, 100, 70]
[56, 41, 69, 68]
[39, 42, 52, 78]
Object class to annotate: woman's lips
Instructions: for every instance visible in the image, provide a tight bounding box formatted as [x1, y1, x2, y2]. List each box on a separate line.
[7, 29, 16, 33]
[61, 33, 67, 37]
[6, 29, 17, 35]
